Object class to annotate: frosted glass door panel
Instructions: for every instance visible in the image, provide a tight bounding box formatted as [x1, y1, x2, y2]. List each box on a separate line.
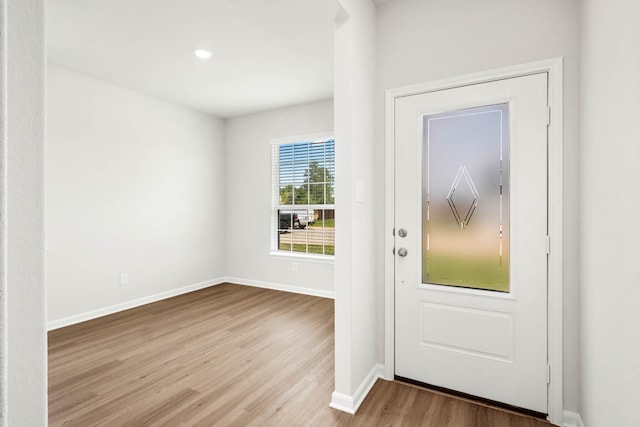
[422, 104, 510, 292]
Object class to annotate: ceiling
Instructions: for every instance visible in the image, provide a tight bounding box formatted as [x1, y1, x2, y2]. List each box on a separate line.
[47, 0, 335, 118]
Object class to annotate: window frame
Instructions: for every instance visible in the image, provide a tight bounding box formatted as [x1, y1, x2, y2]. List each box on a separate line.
[270, 132, 335, 262]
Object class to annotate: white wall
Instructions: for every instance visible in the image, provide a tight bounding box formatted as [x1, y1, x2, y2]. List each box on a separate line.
[375, 0, 581, 414]
[331, 0, 379, 412]
[0, 0, 8, 421]
[580, 1, 640, 425]
[224, 100, 334, 296]
[46, 65, 225, 325]
[5, 0, 47, 424]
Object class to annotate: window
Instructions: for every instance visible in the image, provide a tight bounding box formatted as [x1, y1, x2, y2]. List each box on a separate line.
[271, 134, 335, 257]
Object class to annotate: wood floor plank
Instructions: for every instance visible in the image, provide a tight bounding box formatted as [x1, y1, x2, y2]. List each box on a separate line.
[49, 283, 550, 426]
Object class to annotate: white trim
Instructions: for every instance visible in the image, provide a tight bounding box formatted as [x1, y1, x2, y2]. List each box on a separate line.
[563, 411, 584, 427]
[269, 132, 336, 258]
[47, 277, 225, 330]
[330, 363, 384, 414]
[384, 58, 564, 424]
[48, 276, 335, 330]
[269, 130, 334, 147]
[225, 276, 335, 299]
[547, 58, 565, 427]
[383, 61, 396, 382]
[269, 251, 334, 264]
[385, 58, 563, 100]
[328, 391, 355, 414]
[0, 0, 7, 421]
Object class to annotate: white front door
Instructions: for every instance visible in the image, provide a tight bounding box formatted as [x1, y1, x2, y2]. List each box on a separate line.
[394, 73, 549, 413]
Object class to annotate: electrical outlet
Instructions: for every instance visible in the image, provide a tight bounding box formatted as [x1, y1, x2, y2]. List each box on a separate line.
[120, 273, 129, 286]
[291, 262, 298, 272]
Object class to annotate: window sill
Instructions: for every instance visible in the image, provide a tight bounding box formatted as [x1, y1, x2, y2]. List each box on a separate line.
[270, 251, 335, 265]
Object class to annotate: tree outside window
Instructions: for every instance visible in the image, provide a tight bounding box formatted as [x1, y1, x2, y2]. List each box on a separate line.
[272, 137, 335, 256]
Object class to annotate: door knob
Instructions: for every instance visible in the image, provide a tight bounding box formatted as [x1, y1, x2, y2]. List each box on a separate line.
[397, 247, 408, 257]
[398, 228, 408, 238]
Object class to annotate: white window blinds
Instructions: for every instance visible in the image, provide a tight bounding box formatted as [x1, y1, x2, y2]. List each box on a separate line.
[271, 136, 335, 256]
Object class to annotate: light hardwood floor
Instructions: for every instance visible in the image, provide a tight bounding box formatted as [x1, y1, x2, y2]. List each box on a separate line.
[49, 283, 550, 426]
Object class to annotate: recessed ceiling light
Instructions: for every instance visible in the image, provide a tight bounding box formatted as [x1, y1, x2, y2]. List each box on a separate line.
[194, 49, 212, 59]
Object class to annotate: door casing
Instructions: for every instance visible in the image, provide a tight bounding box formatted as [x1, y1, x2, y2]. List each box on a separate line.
[383, 58, 564, 425]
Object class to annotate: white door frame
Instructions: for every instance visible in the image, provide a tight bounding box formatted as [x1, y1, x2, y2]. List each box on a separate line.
[384, 58, 564, 425]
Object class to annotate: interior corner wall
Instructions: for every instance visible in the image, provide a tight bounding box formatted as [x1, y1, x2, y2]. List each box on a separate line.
[223, 100, 334, 296]
[375, 0, 581, 413]
[6, 0, 47, 424]
[580, 0, 640, 425]
[333, 0, 378, 403]
[46, 64, 225, 325]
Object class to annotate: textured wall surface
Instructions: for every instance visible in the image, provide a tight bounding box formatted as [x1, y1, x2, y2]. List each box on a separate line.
[6, 0, 47, 424]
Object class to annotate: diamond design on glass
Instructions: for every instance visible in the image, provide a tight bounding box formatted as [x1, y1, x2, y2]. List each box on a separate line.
[446, 166, 479, 229]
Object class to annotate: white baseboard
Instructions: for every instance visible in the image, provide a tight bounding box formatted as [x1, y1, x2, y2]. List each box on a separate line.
[563, 410, 584, 427]
[330, 363, 384, 414]
[225, 276, 334, 299]
[47, 277, 225, 330]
